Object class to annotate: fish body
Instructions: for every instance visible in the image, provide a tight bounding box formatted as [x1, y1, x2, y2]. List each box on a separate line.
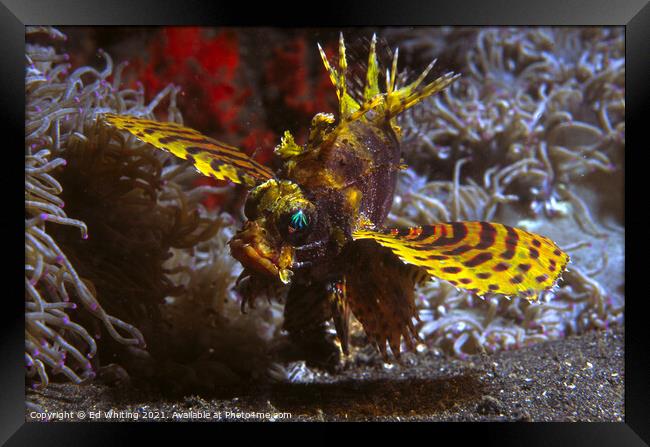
[289, 118, 401, 227]
[101, 34, 569, 367]
[274, 117, 401, 282]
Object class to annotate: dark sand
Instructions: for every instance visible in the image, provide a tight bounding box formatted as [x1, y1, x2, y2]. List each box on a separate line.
[26, 326, 623, 422]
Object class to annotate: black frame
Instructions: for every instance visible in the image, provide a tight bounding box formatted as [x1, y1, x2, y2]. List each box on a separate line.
[3, 0, 647, 444]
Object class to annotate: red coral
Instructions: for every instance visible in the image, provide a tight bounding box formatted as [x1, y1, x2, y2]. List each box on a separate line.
[241, 128, 277, 166]
[264, 36, 336, 142]
[127, 28, 264, 210]
[134, 27, 246, 135]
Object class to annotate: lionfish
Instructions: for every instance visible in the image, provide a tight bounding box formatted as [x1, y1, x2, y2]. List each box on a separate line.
[101, 34, 569, 368]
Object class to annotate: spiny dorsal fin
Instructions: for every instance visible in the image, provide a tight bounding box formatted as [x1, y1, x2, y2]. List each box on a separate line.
[317, 34, 459, 125]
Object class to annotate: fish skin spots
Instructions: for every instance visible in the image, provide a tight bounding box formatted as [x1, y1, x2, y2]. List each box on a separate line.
[536, 274, 549, 283]
[210, 159, 225, 170]
[475, 221, 497, 249]
[442, 244, 473, 256]
[510, 274, 524, 284]
[102, 113, 274, 184]
[429, 222, 468, 247]
[500, 226, 519, 260]
[463, 251, 493, 267]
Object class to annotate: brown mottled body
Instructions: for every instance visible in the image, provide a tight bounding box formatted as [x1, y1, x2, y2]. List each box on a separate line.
[290, 119, 401, 227]
[279, 118, 413, 368]
[284, 119, 401, 275]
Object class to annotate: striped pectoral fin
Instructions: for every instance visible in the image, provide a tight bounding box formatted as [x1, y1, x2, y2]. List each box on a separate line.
[352, 222, 570, 300]
[101, 113, 275, 187]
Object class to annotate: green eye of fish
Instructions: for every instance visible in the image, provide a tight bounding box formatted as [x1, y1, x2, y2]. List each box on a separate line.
[279, 207, 315, 246]
[288, 209, 309, 233]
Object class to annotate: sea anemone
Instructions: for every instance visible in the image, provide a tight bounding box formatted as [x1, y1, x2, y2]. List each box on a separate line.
[25, 27, 284, 408]
[385, 163, 622, 358]
[395, 27, 623, 222]
[381, 26, 625, 360]
[25, 26, 148, 392]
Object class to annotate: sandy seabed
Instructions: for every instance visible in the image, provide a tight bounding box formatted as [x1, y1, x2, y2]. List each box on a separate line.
[26, 326, 623, 422]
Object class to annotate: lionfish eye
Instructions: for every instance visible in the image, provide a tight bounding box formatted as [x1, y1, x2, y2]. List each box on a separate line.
[288, 209, 309, 234]
[280, 208, 314, 246]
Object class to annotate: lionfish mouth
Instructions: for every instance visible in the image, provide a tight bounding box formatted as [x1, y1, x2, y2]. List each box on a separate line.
[229, 220, 295, 284]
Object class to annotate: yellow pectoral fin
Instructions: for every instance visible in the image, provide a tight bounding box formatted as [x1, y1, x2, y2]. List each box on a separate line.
[101, 113, 275, 187]
[352, 221, 570, 300]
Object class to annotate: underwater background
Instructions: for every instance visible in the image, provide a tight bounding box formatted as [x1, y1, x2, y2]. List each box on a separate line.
[25, 26, 624, 421]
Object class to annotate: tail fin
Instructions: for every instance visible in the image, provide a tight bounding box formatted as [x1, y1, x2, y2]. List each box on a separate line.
[318, 33, 459, 124]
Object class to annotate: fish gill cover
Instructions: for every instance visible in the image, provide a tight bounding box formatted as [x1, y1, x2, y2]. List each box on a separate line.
[24, 27, 623, 407]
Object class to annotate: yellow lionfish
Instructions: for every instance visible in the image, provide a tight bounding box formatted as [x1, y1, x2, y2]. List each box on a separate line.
[101, 34, 569, 368]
